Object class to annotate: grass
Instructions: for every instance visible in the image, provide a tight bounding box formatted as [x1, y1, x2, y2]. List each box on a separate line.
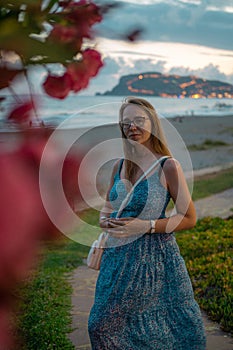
[15, 239, 89, 350]
[188, 139, 229, 151]
[176, 217, 233, 334]
[166, 166, 233, 209]
[192, 166, 233, 201]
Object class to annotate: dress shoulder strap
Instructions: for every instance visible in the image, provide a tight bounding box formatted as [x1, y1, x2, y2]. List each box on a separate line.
[161, 156, 171, 167]
[158, 156, 172, 177]
[117, 158, 124, 176]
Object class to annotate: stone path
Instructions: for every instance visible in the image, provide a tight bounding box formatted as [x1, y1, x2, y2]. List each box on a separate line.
[68, 187, 233, 350]
[194, 188, 233, 219]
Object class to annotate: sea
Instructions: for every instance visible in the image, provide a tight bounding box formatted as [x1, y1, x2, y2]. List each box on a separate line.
[0, 94, 233, 130]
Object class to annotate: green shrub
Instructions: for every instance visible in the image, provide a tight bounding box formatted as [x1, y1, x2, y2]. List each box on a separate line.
[192, 167, 233, 200]
[177, 217, 233, 334]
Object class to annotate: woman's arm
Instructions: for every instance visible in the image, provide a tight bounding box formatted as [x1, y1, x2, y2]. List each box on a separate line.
[154, 158, 196, 233]
[99, 159, 121, 230]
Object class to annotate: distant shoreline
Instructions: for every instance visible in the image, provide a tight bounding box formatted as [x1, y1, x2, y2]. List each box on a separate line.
[95, 71, 233, 98]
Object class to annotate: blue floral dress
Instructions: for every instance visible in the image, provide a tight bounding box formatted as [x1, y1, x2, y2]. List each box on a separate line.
[88, 160, 206, 349]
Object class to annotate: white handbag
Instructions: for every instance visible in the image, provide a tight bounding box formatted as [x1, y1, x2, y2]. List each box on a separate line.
[87, 232, 107, 270]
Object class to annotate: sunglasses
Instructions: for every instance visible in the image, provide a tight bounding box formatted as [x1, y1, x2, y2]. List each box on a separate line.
[120, 116, 150, 130]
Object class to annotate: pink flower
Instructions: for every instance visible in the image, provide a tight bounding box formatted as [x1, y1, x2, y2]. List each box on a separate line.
[62, 156, 81, 209]
[67, 62, 90, 92]
[0, 67, 22, 90]
[82, 48, 104, 77]
[66, 49, 103, 92]
[43, 49, 103, 98]
[50, 24, 77, 44]
[43, 72, 73, 99]
[0, 151, 43, 288]
[64, 1, 102, 38]
[0, 130, 84, 347]
[66, 1, 102, 25]
[7, 101, 34, 123]
[49, 24, 82, 50]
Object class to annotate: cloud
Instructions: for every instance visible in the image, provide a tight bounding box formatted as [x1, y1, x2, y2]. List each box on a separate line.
[97, 1, 233, 51]
[104, 50, 165, 59]
[168, 63, 233, 84]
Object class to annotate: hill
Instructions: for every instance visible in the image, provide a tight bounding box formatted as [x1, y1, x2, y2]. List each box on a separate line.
[97, 72, 233, 98]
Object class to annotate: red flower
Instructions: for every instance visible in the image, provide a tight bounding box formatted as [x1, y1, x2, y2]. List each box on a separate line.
[66, 49, 103, 92]
[82, 48, 104, 77]
[67, 62, 90, 92]
[0, 120, 89, 348]
[50, 24, 77, 44]
[49, 24, 82, 50]
[0, 130, 84, 262]
[64, 1, 102, 38]
[0, 152, 43, 288]
[7, 101, 34, 123]
[0, 67, 22, 90]
[66, 1, 102, 25]
[43, 49, 103, 97]
[62, 156, 81, 209]
[43, 72, 73, 99]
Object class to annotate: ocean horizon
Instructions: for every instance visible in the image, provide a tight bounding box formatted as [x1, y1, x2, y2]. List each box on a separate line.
[1, 94, 233, 130]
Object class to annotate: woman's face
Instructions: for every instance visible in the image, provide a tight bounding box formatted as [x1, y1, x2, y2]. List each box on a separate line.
[121, 104, 152, 146]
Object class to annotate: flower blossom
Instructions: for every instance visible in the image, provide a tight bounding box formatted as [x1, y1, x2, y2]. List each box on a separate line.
[7, 101, 35, 123]
[49, 1, 102, 46]
[43, 49, 103, 97]
[0, 127, 83, 348]
[82, 49, 104, 77]
[66, 62, 90, 92]
[43, 73, 73, 99]
[50, 24, 80, 44]
[64, 0, 102, 38]
[0, 67, 22, 90]
[66, 48, 103, 93]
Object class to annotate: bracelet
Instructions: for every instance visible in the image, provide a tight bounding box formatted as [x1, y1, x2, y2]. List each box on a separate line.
[150, 220, 157, 233]
[100, 216, 107, 221]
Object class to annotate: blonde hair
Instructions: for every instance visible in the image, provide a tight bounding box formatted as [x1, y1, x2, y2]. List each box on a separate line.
[119, 96, 172, 180]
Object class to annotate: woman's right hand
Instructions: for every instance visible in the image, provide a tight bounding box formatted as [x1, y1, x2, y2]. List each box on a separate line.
[99, 217, 111, 230]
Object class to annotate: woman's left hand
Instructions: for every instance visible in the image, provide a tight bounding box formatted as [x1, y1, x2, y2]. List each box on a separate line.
[106, 217, 151, 238]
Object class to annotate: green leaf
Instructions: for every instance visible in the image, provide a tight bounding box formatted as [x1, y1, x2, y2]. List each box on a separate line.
[0, 0, 42, 6]
[0, 15, 77, 64]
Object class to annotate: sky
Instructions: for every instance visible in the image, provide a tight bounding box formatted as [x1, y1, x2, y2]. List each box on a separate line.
[82, 0, 233, 95]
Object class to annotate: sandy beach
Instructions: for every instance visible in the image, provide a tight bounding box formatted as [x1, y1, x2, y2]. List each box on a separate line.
[1, 115, 232, 199]
[167, 115, 233, 169]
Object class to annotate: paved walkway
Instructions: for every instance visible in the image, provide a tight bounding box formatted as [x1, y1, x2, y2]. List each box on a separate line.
[68, 187, 233, 350]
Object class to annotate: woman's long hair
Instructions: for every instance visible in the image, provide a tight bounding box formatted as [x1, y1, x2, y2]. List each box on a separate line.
[119, 96, 172, 180]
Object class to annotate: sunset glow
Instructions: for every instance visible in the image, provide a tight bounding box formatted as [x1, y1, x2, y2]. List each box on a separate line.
[98, 39, 233, 76]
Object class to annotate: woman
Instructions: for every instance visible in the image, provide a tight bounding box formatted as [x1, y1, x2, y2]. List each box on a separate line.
[88, 97, 206, 349]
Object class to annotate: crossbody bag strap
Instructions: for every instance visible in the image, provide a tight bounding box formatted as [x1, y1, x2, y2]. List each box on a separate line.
[116, 156, 170, 218]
